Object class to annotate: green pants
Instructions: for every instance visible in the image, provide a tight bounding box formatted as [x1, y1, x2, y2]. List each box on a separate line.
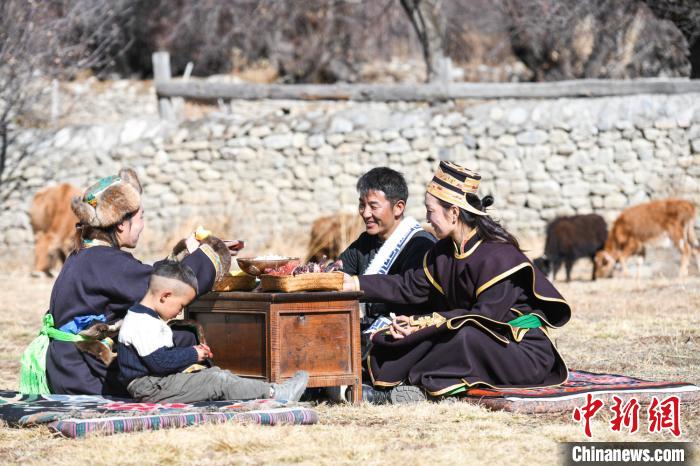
[127, 366, 273, 402]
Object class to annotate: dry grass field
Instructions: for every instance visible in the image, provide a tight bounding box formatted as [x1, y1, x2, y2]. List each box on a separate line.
[0, 266, 698, 465]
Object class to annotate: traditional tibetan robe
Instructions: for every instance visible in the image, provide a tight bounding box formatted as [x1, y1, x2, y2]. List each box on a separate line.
[46, 245, 218, 396]
[358, 234, 571, 396]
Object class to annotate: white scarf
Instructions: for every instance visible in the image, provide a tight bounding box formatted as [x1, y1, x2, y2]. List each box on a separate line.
[364, 216, 422, 275]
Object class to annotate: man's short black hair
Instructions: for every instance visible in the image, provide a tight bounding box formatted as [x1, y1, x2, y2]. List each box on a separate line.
[150, 260, 199, 294]
[356, 167, 409, 205]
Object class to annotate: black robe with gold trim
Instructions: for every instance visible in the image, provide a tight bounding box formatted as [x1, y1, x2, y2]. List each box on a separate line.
[357, 235, 571, 396]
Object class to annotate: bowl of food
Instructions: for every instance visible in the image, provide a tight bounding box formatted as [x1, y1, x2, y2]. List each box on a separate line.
[236, 256, 300, 276]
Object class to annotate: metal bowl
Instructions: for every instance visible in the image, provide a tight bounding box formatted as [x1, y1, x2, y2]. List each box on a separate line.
[235, 257, 299, 276]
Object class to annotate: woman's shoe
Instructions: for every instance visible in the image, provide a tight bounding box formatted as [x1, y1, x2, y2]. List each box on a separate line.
[362, 384, 390, 404]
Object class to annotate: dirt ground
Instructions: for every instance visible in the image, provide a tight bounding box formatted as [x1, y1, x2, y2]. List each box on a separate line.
[0, 263, 698, 465]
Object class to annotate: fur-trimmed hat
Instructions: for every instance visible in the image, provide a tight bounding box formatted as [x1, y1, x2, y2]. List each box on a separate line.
[72, 168, 143, 228]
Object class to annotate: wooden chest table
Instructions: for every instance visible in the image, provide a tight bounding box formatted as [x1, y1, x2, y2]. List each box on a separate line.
[186, 290, 363, 403]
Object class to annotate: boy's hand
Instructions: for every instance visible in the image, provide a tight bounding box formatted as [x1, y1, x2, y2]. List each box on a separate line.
[194, 344, 213, 361]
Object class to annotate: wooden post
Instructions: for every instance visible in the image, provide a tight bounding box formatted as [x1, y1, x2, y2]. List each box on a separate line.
[152, 51, 176, 121]
[50, 79, 60, 123]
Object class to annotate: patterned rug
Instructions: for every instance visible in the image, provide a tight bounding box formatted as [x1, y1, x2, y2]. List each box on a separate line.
[461, 370, 700, 413]
[0, 391, 318, 438]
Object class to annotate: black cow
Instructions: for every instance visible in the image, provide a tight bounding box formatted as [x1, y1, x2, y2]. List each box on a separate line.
[534, 213, 608, 282]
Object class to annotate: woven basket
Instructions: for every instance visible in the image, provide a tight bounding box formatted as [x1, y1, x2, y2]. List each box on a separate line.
[259, 272, 344, 293]
[214, 273, 258, 292]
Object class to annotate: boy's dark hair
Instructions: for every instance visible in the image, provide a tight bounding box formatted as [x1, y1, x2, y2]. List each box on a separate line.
[150, 260, 199, 294]
[356, 167, 409, 205]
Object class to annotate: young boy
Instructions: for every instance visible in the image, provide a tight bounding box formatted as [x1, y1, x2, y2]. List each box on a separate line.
[118, 260, 308, 403]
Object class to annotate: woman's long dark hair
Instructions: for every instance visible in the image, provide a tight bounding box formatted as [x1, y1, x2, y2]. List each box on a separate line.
[437, 193, 521, 250]
[74, 211, 136, 251]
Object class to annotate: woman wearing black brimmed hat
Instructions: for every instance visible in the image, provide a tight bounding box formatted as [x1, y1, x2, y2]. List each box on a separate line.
[345, 161, 571, 403]
[20, 168, 237, 396]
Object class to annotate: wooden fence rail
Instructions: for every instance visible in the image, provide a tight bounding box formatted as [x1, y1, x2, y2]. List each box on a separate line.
[155, 78, 700, 103]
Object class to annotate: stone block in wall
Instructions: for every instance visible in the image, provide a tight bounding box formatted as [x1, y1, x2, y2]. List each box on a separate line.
[337, 143, 363, 155]
[507, 107, 528, 126]
[542, 155, 564, 173]
[570, 125, 598, 141]
[330, 117, 353, 134]
[577, 139, 596, 149]
[510, 179, 529, 194]
[524, 193, 542, 210]
[385, 139, 411, 154]
[170, 150, 195, 161]
[628, 191, 649, 205]
[498, 158, 521, 171]
[570, 196, 590, 209]
[643, 128, 663, 141]
[516, 130, 548, 145]
[654, 118, 677, 130]
[556, 142, 577, 155]
[308, 134, 325, 149]
[326, 134, 345, 146]
[562, 182, 590, 198]
[548, 129, 570, 146]
[249, 126, 271, 138]
[436, 126, 453, 136]
[621, 160, 640, 172]
[344, 131, 367, 143]
[690, 139, 700, 153]
[495, 134, 516, 147]
[525, 162, 549, 181]
[530, 180, 560, 198]
[263, 134, 293, 150]
[597, 131, 621, 147]
[182, 140, 210, 151]
[317, 145, 333, 157]
[604, 193, 627, 209]
[507, 193, 526, 206]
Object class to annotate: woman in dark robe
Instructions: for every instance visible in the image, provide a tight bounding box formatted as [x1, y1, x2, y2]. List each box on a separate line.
[21, 168, 236, 396]
[344, 161, 571, 402]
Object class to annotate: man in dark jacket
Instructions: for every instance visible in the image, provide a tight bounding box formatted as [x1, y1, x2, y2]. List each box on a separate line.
[340, 167, 435, 331]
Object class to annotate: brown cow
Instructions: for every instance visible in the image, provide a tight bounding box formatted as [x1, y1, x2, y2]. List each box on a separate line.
[306, 212, 365, 262]
[29, 183, 81, 277]
[594, 199, 700, 278]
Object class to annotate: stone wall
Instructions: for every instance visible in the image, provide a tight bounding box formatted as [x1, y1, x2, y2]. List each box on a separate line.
[2, 93, 700, 270]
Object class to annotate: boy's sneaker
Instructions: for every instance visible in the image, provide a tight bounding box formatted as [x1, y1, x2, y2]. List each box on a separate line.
[271, 371, 309, 402]
[389, 385, 427, 404]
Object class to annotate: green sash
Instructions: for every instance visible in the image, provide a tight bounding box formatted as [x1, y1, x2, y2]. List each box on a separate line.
[19, 314, 87, 395]
[442, 313, 543, 397]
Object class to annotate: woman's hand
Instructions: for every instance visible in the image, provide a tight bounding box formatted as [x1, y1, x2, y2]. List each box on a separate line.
[342, 273, 358, 291]
[389, 315, 417, 340]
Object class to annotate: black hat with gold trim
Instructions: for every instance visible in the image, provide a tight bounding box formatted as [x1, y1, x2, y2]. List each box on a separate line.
[426, 161, 487, 216]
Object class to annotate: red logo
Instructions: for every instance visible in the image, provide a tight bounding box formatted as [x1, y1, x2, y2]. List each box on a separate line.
[648, 395, 681, 437]
[609, 396, 640, 434]
[572, 393, 604, 437]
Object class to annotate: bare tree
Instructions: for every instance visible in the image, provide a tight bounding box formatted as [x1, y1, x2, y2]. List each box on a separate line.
[641, 0, 700, 78]
[496, 0, 690, 81]
[399, 0, 446, 82]
[0, 0, 123, 198]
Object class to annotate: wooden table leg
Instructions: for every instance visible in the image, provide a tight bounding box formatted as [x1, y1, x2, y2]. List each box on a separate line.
[351, 379, 362, 404]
